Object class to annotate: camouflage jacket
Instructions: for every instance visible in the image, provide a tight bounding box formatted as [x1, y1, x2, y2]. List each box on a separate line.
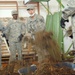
[4, 19, 26, 42]
[26, 14, 45, 34]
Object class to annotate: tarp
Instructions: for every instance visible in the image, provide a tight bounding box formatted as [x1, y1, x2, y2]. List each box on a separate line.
[45, 12, 64, 52]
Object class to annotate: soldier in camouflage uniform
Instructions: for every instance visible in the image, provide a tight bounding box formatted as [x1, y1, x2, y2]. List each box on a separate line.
[26, 4, 45, 63]
[4, 10, 26, 62]
[0, 21, 5, 68]
[60, 0, 75, 63]
[60, 0, 75, 28]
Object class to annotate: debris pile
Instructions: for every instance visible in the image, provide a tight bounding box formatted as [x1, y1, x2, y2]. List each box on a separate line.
[0, 60, 25, 75]
[0, 31, 75, 75]
[34, 59, 75, 75]
[34, 31, 75, 75]
[35, 31, 62, 61]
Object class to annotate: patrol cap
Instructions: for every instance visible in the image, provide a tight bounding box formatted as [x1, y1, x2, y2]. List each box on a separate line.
[11, 10, 18, 15]
[26, 4, 35, 10]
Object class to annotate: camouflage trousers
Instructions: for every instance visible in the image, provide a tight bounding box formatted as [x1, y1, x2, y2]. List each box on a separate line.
[9, 41, 22, 62]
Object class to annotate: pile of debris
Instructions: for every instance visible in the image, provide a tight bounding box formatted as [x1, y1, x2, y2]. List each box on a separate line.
[0, 31, 75, 75]
[34, 31, 75, 75]
[0, 60, 25, 75]
[34, 59, 75, 75]
[34, 31, 62, 61]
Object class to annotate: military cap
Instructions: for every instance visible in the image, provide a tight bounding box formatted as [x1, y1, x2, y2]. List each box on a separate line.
[12, 10, 18, 15]
[26, 4, 35, 10]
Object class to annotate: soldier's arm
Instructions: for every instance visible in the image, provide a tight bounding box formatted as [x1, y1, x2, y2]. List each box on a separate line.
[3, 21, 10, 35]
[60, 7, 75, 28]
[0, 21, 5, 32]
[25, 18, 31, 33]
[21, 23, 26, 35]
[38, 15, 45, 31]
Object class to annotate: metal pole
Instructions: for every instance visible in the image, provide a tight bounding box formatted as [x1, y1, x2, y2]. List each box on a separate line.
[40, 2, 52, 15]
[47, 1, 49, 15]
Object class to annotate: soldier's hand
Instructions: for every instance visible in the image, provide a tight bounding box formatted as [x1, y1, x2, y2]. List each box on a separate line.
[69, 34, 73, 39]
[60, 18, 69, 28]
[18, 34, 23, 42]
[1, 33, 6, 37]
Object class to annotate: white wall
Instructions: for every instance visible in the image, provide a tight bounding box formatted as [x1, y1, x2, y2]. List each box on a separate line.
[0, 0, 59, 17]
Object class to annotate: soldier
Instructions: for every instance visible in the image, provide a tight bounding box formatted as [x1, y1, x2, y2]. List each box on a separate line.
[4, 10, 25, 62]
[26, 4, 45, 34]
[0, 21, 5, 69]
[60, 0, 75, 40]
[26, 4, 45, 63]
[60, 0, 75, 63]
[60, 0, 75, 28]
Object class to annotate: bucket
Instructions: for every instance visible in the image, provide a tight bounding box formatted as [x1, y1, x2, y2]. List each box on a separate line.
[18, 64, 37, 75]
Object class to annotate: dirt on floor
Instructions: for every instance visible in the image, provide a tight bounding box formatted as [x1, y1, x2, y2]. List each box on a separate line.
[34, 31, 75, 75]
[0, 31, 75, 75]
[0, 59, 75, 75]
[34, 58, 75, 75]
[0, 60, 25, 75]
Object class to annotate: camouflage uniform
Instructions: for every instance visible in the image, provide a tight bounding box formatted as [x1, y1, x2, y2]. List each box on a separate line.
[27, 14, 45, 35]
[60, 0, 75, 63]
[61, 0, 75, 48]
[4, 19, 25, 62]
[0, 21, 5, 68]
[26, 14, 45, 63]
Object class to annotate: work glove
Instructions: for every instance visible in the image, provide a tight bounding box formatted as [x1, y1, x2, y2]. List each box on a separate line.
[18, 34, 23, 42]
[1, 33, 6, 37]
[25, 33, 31, 40]
[60, 18, 69, 28]
[69, 34, 73, 39]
